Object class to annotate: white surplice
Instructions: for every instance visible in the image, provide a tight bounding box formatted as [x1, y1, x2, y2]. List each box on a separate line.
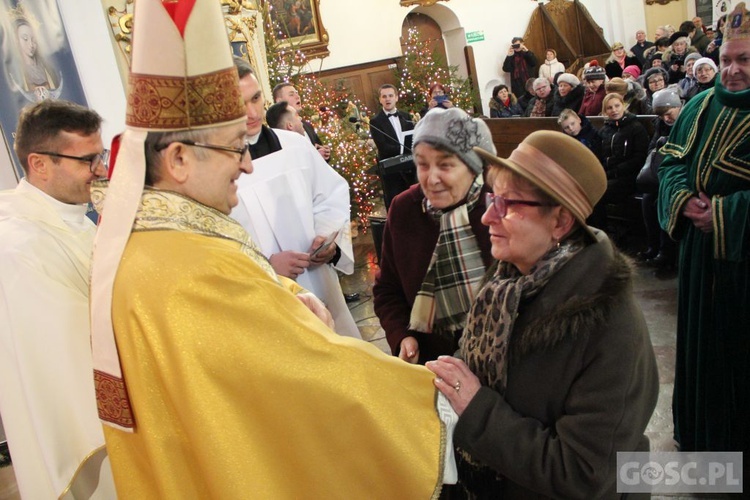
[0, 180, 115, 499]
[232, 129, 361, 338]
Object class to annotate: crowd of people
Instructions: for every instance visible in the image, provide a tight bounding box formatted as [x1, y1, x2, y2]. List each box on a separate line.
[0, 0, 748, 497]
[486, 17, 727, 122]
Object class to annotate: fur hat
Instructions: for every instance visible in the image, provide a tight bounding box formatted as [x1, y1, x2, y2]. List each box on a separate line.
[474, 131, 606, 238]
[652, 88, 682, 109]
[724, 3, 750, 41]
[413, 107, 496, 174]
[557, 73, 581, 87]
[693, 57, 718, 73]
[622, 65, 641, 79]
[583, 61, 606, 81]
[669, 31, 690, 45]
[605, 77, 629, 95]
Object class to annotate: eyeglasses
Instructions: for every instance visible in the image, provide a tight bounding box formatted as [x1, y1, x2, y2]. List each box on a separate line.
[35, 149, 110, 174]
[485, 192, 558, 218]
[155, 140, 250, 162]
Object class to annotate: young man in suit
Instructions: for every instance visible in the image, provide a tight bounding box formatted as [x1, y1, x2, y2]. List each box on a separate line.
[369, 84, 415, 161]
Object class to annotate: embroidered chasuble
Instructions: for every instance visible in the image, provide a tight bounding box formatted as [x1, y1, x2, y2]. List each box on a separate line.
[95, 187, 446, 498]
[658, 82, 750, 454]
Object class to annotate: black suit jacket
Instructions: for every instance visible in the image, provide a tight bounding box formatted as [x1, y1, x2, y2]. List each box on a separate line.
[302, 120, 322, 146]
[370, 110, 414, 162]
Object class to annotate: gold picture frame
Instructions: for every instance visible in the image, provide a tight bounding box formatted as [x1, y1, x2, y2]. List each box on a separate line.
[264, 0, 329, 59]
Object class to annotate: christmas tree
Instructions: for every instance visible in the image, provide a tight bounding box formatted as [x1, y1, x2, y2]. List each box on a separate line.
[262, 5, 380, 228]
[397, 25, 478, 117]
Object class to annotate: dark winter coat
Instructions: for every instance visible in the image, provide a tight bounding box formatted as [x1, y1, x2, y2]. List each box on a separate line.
[684, 77, 716, 102]
[489, 95, 523, 118]
[598, 112, 650, 198]
[605, 54, 642, 79]
[573, 114, 603, 162]
[524, 95, 555, 117]
[551, 84, 585, 117]
[455, 231, 659, 499]
[503, 50, 539, 98]
[663, 46, 699, 83]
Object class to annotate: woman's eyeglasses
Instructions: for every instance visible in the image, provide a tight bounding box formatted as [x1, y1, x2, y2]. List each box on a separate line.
[485, 192, 558, 219]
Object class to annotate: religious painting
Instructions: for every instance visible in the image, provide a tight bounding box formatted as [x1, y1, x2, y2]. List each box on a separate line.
[265, 0, 329, 59]
[0, 0, 88, 180]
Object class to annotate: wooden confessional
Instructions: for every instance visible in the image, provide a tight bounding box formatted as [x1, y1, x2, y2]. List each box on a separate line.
[521, 0, 612, 76]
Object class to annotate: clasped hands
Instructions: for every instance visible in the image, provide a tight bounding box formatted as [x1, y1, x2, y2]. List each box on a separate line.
[683, 192, 713, 233]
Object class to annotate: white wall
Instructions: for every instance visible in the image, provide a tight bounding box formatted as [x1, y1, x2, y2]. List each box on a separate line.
[0, 0, 648, 186]
[315, 0, 647, 116]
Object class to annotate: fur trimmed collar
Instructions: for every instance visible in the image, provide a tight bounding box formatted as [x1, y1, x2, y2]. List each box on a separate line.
[509, 235, 633, 363]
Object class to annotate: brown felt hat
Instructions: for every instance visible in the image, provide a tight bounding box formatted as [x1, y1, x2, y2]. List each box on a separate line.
[474, 131, 606, 238]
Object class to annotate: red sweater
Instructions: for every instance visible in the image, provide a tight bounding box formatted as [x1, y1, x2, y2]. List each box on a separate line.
[373, 184, 493, 363]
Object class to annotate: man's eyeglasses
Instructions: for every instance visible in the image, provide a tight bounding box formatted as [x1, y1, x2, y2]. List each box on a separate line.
[155, 140, 250, 162]
[485, 192, 558, 219]
[35, 149, 110, 174]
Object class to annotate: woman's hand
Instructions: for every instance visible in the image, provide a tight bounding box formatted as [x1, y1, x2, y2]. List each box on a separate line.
[428, 98, 438, 109]
[426, 356, 481, 416]
[296, 293, 335, 330]
[442, 99, 454, 109]
[399, 336, 420, 364]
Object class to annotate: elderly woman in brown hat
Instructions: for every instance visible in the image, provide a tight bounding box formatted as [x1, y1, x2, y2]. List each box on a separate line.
[374, 108, 496, 364]
[427, 131, 658, 498]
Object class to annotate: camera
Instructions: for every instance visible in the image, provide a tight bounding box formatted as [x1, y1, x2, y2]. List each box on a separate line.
[512, 43, 521, 49]
[434, 95, 448, 104]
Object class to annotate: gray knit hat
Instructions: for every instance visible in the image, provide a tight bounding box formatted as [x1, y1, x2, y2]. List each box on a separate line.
[652, 87, 682, 109]
[412, 107, 496, 174]
[684, 52, 702, 65]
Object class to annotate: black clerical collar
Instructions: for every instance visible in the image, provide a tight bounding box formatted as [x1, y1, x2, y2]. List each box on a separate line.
[249, 125, 283, 160]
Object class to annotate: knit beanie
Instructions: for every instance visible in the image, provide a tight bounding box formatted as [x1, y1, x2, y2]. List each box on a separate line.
[622, 65, 641, 79]
[652, 87, 682, 109]
[412, 107, 496, 174]
[684, 52, 702, 66]
[693, 57, 718, 73]
[644, 66, 669, 83]
[583, 61, 606, 81]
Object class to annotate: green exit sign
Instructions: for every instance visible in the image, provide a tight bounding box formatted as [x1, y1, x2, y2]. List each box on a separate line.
[466, 31, 485, 44]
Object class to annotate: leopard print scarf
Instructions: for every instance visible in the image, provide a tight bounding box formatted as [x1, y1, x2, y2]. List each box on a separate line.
[459, 233, 586, 392]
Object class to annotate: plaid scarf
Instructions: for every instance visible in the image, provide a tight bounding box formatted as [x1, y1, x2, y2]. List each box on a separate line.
[408, 178, 487, 338]
[459, 232, 586, 392]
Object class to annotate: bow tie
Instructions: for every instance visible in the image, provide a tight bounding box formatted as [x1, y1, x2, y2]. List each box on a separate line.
[386, 112, 398, 118]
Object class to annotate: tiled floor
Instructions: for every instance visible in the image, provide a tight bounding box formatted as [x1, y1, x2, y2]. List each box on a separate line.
[0, 227, 691, 499]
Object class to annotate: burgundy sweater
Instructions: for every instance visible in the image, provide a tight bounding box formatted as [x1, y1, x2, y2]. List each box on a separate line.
[578, 85, 606, 117]
[373, 184, 493, 363]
